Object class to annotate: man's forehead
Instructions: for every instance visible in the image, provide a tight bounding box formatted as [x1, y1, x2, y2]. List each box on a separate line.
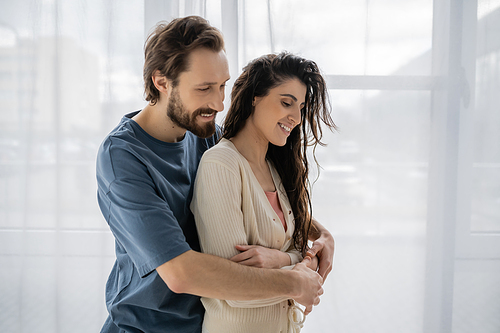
[180, 48, 230, 84]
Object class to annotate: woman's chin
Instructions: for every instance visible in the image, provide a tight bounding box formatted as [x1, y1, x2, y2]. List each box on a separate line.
[269, 138, 288, 147]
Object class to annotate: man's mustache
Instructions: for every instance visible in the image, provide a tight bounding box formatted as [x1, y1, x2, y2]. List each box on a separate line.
[192, 107, 218, 118]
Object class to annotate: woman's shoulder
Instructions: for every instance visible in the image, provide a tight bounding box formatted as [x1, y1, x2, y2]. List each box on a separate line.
[200, 138, 245, 168]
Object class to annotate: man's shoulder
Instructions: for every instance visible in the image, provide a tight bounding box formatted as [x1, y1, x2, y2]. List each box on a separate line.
[96, 115, 147, 180]
[100, 115, 139, 149]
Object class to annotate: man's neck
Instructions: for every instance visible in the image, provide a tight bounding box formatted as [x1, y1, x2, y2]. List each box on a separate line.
[132, 103, 187, 143]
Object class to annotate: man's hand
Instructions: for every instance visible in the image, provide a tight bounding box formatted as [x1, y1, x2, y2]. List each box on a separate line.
[307, 220, 335, 280]
[231, 245, 291, 269]
[291, 257, 324, 315]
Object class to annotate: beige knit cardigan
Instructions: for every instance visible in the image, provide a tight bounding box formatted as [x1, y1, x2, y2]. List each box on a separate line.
[191, 139, 304, 333]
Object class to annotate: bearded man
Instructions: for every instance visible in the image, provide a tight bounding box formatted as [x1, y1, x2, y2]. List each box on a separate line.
[96, 16, 332, 333]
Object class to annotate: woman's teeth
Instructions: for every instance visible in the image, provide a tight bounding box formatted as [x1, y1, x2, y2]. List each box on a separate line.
[279, 123, 291, 132]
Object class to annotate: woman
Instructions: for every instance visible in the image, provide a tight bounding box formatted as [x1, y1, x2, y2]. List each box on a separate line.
[191, 52, 336, 333]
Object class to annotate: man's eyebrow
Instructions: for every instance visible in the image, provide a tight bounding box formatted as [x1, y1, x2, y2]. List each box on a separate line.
[194, 81, 217, 86]
[194, 78, 231, 87]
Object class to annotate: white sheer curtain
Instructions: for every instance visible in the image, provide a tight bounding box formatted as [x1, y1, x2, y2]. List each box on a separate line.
[1, 0, 499, 332]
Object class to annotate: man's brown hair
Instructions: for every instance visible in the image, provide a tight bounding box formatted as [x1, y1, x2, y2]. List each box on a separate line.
[143, 16, 225, 105]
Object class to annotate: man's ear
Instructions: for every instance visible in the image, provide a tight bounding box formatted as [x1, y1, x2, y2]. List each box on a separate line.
[152, 70, 170, 94]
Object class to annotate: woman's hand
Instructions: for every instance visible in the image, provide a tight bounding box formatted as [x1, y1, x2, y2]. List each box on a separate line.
[230, 245, 291, 269]
[304, 254, 319, 272]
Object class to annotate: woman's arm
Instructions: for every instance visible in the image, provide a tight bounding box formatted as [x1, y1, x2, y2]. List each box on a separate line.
[230, 244, 299, 269]
[191, 159, 247, 259]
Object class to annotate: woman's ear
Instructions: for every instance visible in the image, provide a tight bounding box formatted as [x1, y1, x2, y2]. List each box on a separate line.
[151, 70, 169, 94]
[252, 96, 264, 107]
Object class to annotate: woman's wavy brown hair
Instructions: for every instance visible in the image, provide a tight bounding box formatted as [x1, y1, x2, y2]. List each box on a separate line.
[223, 52, 336, 254]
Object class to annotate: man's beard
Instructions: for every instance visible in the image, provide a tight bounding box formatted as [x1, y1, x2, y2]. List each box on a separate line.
[167, 88, 217, 139]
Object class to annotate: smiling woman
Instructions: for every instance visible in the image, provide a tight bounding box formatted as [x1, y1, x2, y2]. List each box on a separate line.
[249, 79, 305, 147]
[191, 52, 336, 333]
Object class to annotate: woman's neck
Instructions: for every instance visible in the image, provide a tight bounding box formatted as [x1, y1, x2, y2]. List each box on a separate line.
[230, 122, 277, 192]
[230, 124, 268, 168]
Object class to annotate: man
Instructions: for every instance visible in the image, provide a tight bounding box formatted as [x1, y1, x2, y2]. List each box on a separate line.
[96, 16, 334, 333]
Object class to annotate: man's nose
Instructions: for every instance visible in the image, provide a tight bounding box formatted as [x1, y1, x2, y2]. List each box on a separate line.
[208, 89, 225, 112]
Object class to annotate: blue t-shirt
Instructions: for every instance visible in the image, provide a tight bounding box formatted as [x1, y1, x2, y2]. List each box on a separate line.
[96, 111, 218, 333]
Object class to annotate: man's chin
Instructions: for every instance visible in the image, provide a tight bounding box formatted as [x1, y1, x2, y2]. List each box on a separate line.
[190, 121, 216, 139]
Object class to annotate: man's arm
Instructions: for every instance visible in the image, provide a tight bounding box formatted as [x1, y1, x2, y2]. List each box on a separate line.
[306, 218, 335, 280]
[156, 250, 322, 312]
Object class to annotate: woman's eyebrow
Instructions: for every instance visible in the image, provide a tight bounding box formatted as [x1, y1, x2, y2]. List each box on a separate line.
[280, 93, 297, 101]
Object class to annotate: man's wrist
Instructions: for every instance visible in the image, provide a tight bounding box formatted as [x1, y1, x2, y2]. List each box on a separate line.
[282, 267, 302, 299]
[310, 219, 332, 241]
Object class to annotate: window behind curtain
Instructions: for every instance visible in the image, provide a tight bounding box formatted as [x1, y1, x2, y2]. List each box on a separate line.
[0, 1, 499, 332]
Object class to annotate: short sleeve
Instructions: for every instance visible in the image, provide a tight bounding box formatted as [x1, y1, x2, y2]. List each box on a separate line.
[102, 144, 191, 277]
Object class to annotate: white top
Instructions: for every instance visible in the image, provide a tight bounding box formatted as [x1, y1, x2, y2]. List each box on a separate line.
[191, 139, 304, 333]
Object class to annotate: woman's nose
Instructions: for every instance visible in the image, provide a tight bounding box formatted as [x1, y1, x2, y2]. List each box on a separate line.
[289, 106, 301, 126]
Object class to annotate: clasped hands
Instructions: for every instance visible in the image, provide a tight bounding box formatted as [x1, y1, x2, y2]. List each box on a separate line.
[230, 232, 334, 315]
